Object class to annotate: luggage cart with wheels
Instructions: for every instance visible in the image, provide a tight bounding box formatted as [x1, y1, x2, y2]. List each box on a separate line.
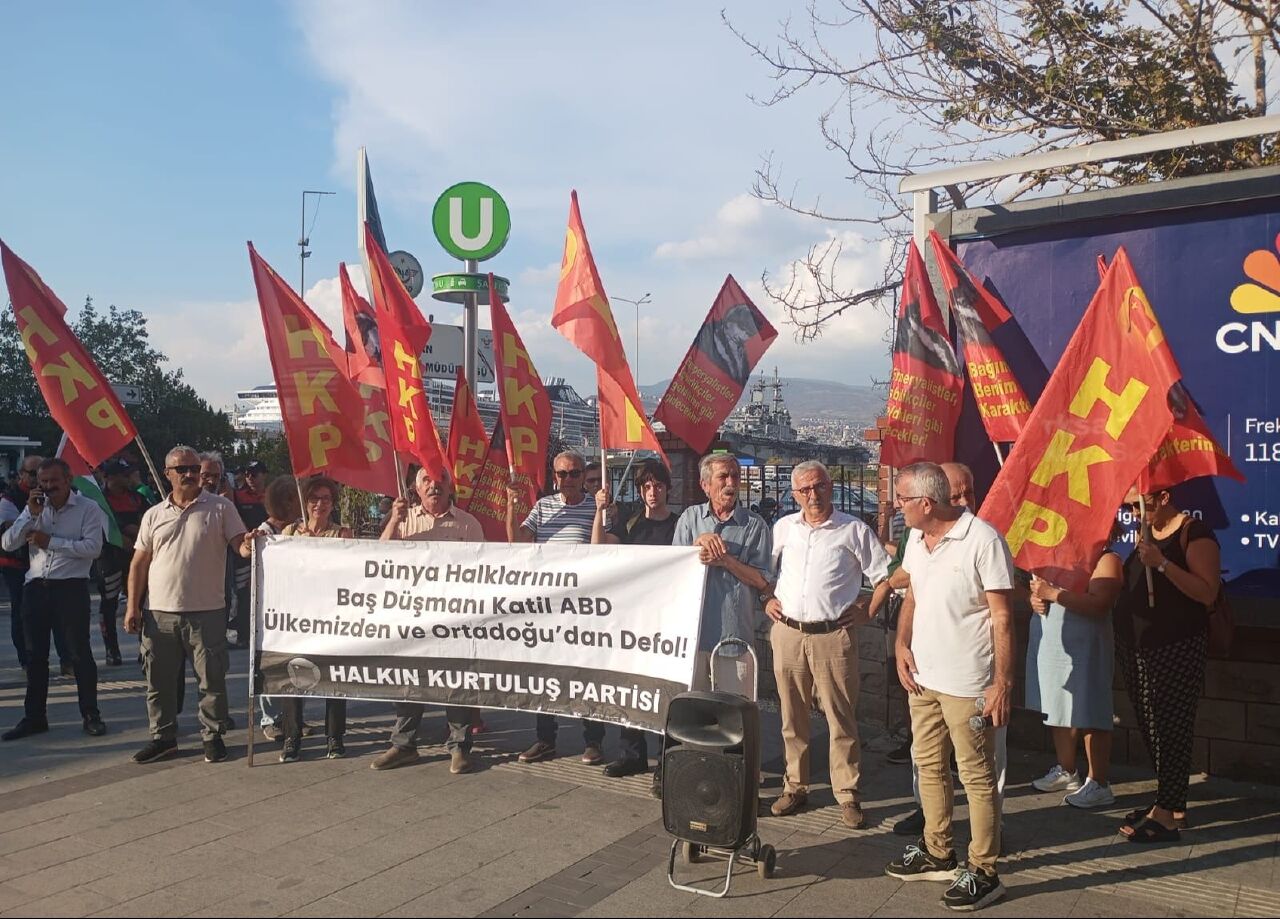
[666, 638, 777, 897]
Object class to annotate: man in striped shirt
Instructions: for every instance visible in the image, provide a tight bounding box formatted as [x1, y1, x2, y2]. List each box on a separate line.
[506, 450, 605, 765]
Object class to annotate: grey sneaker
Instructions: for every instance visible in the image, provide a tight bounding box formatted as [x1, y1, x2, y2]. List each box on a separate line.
[885, 839, 959, 882]
[1064, 777, 1115, 809]
[1032, 764, 1081, 793]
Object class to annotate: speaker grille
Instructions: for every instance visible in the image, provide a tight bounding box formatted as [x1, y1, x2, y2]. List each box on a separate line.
[662, 748, 751, 848]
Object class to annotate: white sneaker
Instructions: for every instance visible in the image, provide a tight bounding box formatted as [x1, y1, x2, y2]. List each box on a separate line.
[1064, 777, 1115, 808]
[1032, 764, 1081, 793]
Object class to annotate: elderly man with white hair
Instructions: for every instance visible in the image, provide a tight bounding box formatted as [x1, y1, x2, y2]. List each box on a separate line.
[765, 460, 892, 828]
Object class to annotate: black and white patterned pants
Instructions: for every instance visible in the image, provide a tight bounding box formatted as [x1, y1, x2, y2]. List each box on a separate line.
[1117, 632, 1207, 811]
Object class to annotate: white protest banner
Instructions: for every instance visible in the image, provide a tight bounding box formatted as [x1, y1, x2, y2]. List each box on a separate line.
[254, 537, 706, 732]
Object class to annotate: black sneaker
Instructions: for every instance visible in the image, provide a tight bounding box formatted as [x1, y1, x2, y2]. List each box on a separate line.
[887, 737, 913, 765]
[133, 739, 178, 763]
[885, 839, 959, 882]
[203, 736, 227, 763]
[893, 808, 926, 836]
[603, 758, 648, 778]
[326, 737, 345, 759]
[82, 715, 107, 737]
[942, 866, 1005, 911]
[2, 718, 50, 741]
[280, 738, 300, 763]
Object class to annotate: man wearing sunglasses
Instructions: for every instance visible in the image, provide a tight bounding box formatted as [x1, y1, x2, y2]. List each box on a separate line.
[125, 445, 247, 765]
[507, 450, 607, 765]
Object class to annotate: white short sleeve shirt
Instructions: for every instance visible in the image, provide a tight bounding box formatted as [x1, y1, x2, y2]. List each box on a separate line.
[772, 510, 891, 622]
[902, 511, 1014, 698]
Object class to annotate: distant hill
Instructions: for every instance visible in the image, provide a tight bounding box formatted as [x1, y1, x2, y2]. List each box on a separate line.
[640, 376, 884, 427]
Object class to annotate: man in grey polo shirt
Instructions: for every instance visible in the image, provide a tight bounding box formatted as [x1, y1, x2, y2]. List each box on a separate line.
[673, 452, 772, 696]
[125, 445, 247, 764]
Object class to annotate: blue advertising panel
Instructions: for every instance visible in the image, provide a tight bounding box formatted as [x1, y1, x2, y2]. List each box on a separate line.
[956, 194, 1279, 600]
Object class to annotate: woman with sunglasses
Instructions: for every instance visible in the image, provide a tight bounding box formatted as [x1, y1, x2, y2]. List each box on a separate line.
[1113, 487, 1221, 843]
[278, 476, 353, 762]
[1026, 522, 1124, 809]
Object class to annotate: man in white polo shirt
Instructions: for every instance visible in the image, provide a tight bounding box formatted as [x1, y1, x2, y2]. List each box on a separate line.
[765, 460, 891, 829]
[125, 445, 247, 765]
[884, 462, 1014, 912]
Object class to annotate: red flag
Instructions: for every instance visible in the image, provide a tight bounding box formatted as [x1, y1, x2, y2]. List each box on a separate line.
[55, 433, 94, 477]
[364, 223, 448, 479]
[248, 243, 370, 482]
[928, 230, 1033, 442]
[339, 262, 384, 388]
[1139, 387, 1245, 492]
[979, 248, 1184, 592]
[654, 275, 777, 453]
[489, 277, 551, 501]
[447, 367, 490, 506]
[879, 240, 963, 468]
[551, 190, 663, 455]
[354, 382, 402, 496]
[2, 240, 137, 467]
[462, 419, 535, 539]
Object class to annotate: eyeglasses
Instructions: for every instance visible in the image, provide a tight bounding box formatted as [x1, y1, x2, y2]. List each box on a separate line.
[167, 464, 200, 475]
[895, 495, 927, 506]
[554, 469, 583, 479]
[795, 483, 829, 497]
[308, 495, 334, 505]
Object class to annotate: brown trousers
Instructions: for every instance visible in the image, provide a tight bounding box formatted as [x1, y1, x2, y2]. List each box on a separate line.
[909, 686, 1001, 874]
[771, 622, 862, 804]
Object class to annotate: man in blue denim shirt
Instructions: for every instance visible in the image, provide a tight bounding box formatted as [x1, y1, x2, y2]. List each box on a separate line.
[673, 453, 772, 697]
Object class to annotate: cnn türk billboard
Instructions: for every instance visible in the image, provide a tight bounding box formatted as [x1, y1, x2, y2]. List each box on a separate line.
[954, 189, 1278, 600]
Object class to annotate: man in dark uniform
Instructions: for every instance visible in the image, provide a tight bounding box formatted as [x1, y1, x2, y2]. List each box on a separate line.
[229, 460, 268, 649]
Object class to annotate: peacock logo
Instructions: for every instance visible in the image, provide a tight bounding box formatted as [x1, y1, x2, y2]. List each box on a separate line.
[1217, 233, 1280, 353]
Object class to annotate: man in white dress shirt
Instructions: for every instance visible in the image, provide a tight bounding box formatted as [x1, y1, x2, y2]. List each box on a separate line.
[765, 460, 891, 828]
[1, 458, 107, 741]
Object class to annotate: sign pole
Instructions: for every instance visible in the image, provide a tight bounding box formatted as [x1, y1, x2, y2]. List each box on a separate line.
[464, 258, 479, 393]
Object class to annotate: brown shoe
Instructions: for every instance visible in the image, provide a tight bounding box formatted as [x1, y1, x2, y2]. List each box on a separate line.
[770, 791, 807, 817]
[370, 746, 419, 771]
[450, 749, 475, 774]
[518, 740, 556, 763]
[840, 801, 866, 829]
[581, 743, 604, 766]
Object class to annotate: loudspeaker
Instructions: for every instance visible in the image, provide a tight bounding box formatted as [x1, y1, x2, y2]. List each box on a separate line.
[661, 690, 760, 849]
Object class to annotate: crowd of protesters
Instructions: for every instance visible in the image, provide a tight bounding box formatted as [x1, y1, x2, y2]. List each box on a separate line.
[0, 442, 1225, 912]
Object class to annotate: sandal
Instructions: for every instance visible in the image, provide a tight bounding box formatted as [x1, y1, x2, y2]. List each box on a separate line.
[1126, 817, 1181, 844]
[1123, 806, 1189, 832]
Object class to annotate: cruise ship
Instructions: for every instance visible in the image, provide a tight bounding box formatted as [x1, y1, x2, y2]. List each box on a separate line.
[232, 378, 600, 454]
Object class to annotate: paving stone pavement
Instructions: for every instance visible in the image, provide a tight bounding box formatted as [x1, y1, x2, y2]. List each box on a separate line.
[1, 599, 1279, 917]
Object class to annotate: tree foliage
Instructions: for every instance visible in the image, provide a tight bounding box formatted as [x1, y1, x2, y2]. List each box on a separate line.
[0, 296, 235, 463]
[728, 0, 1280, 336]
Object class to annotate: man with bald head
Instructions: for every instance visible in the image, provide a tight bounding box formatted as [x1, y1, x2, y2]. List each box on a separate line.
[125, 446, 246, 765]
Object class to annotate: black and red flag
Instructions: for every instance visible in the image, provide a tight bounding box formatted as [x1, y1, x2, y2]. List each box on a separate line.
[928, 230, 1033, 443]
[879, 239, 964, 468]
[653, 275, 777, 452]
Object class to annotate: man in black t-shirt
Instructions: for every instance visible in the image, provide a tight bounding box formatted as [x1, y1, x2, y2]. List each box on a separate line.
[592, 460, 677, 786]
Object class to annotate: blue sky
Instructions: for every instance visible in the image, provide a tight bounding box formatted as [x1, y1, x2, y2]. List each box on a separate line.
[1, 1, 892, 409]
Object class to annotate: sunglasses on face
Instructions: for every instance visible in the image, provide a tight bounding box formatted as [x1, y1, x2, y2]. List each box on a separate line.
[168, 464, 200, 475]
[554, 469, 583, 479]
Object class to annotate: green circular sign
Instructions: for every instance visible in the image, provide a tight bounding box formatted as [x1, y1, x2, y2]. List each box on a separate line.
[431, 273, 510, 304]
[432, 182, 511, 262]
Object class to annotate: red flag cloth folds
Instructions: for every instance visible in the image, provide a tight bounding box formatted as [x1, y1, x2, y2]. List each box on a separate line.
[653, 275, 777, 453]
[248, 244, 370, 483]
[353, 382, 403, 497]
[463, 419, 535, 538]
[1139, 388, 1245, 492]
[363, 223, 448, 479]
[879, 240, 963, 468]
[928, 230, 1033, 442]
[339, 262, 384, 388]
[55, 433, 94, 477]
[979, 247, 1185, 592]
[489, 277, 551, 503]
[447, 367, 490, 506]
[2, 240, 137, 467]
[551, 191, 664, 456]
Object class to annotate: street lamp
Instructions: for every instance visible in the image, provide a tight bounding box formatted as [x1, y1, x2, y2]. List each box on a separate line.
[299, 189, 335, 294]
[614, 292, 651, 387]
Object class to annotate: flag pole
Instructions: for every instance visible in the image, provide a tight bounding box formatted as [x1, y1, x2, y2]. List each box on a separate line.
[1138, 493, 1155, 608]
[992, 442, 1006, 468]
[247, 533, 258, 767]
[134, 435, 170, 499]
[393, 454, 406, 501]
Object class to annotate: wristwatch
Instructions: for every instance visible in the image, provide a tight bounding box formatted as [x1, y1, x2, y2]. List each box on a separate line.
[1157, 561, 1168, 574]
